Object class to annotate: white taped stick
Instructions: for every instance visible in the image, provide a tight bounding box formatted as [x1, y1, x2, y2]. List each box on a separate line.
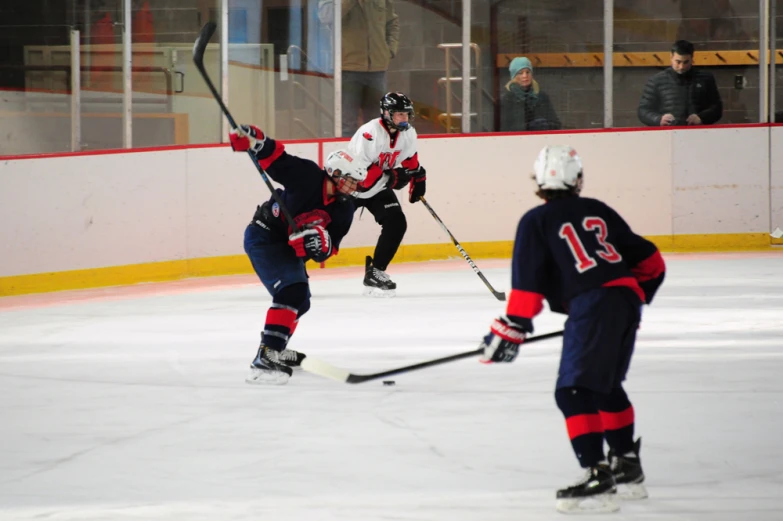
[300, 356, 351, 383]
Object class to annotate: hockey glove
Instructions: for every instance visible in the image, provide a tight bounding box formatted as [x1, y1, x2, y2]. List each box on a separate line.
[387, 167, 412, 190]
[479, 315, 527, 363]
[288, 225, 333, 263]
[229, 124, 266, 154]
[408, 166, 426, 203]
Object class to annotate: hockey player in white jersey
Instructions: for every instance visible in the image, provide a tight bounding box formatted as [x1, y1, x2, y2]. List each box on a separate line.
[348, 92, 427, 297]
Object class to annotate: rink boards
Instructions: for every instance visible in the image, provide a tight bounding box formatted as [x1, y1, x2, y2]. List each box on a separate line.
[1, 125, 781, 295]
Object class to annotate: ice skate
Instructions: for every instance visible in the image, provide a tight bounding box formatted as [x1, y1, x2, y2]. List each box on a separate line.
[555, 463, 619, 514]
[258, 334, 306, 370]
[245, 346, 293, 385]
[363, 256, 396, 297]
[279, 347, 306, 369]
[608, 438, 648, 500]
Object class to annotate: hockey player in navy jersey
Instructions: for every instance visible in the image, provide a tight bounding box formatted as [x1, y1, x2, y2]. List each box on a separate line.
[479, 145, 666, 514]
[229, 125, 369, 385]
[347, 92, 427, 297]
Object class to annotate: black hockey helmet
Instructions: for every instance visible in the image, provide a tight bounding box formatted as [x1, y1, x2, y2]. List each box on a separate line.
[379, 92, 414, 131]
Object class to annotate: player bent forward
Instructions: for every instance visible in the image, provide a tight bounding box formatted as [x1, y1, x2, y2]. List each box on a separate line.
[229, 125, 369, 385]
[479, 145, 666, 514]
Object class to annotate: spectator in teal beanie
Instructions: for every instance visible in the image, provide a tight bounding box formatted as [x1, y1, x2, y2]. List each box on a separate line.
[500, 57, 561, 131]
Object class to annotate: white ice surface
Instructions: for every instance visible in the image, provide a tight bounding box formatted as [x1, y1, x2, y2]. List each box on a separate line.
[1, 254, 782, 521]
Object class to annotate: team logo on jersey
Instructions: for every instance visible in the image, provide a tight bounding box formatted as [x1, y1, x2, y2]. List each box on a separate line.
[272, 202, 280, 217]
[378, 150, 401, 170]
[362, 132, 373, 141]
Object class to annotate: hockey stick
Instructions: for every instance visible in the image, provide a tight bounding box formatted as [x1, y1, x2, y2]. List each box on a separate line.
[192, 22, 299, 233]
[419, 196, 506, 301]
[300, 329, 564, 384]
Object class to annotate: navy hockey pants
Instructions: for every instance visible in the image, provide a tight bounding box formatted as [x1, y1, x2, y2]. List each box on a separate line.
[557, 287, 642, 394]
[244, 223, 310, 298]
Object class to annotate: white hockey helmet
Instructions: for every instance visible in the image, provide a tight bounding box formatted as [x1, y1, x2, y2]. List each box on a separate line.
[533, 145, 583, 192]
[324, 149, 368, 182]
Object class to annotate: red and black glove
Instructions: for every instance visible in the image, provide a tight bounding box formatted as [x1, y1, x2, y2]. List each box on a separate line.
[228, 124, 265, 154]
[288, 225, 333, 263]
[387, 167, 412, 190]
[479, 315, 527, 363]
[408, 166, 426, 203]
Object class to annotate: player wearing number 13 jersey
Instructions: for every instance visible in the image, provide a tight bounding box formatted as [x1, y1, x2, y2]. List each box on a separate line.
[478, 145, 665, 514]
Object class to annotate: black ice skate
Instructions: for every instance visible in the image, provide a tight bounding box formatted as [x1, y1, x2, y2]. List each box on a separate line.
[555, 463, 619, 514]
[258, 334, 306, 369]
[363, 256, 396, 297]
[279, 347, 306, 369]
[608, 438, 648, 499]
[245, 346, 293, 385]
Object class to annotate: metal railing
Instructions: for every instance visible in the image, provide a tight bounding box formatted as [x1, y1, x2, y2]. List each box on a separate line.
[1, 63, 176, 151]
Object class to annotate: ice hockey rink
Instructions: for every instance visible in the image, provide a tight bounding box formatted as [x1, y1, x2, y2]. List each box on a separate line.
[1, 252, 782, 521]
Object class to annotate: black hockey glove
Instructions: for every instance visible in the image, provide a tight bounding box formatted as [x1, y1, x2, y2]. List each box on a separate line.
[479, 315, 527, 363]
[288, 225, 333, 263]
[408, 166, 426, 203]
[387, 167, 412, 190]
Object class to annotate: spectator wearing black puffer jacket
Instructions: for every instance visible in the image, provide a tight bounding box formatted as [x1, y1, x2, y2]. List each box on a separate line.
[638, 40, 722, 127]
[501, 57, 561, 132]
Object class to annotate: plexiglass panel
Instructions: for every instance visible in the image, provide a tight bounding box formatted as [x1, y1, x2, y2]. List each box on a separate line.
[614, 0, 761, 127]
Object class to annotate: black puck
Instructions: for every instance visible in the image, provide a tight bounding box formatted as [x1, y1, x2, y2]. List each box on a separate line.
[383, 380, 396, 386]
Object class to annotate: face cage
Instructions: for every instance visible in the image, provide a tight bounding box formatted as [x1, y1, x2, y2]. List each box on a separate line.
[384, 109, 414, 131]
[331, 170, 360, 193]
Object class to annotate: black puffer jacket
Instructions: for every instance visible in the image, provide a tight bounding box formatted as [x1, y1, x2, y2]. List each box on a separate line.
[637, 67, 722, 126]
[500, 81, 561, 131]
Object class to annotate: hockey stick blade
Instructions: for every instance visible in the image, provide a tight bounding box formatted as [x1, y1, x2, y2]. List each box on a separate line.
[301, 330, 564, 384]
[420, 197, 506, 301]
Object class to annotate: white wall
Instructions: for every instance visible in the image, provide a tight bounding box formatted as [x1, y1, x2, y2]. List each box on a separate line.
[0, 127, 777, 278]
[771, 127, 783, 233]
[672, 127, 771, 234]
[329, 129, 673, 250]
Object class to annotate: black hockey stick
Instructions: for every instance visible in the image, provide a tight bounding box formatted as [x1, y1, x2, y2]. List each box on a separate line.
[419, 196, 506, 301]
[192, 22, 299, 233]
[300, 329, 563, 384]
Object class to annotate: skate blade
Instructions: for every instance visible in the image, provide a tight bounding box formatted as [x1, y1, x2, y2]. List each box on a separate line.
[245, 367, 290, 385]
[362, 286, 396, 298]
[616, 483, 648, 500]
[556, 494, 620, 514]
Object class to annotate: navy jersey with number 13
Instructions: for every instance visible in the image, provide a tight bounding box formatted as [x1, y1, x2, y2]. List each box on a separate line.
[508, 196, 665, 332]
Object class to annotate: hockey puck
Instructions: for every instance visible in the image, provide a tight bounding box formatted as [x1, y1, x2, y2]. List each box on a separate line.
[383, 380, 396, 386]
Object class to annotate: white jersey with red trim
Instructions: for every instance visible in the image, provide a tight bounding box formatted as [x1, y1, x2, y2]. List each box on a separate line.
[347, 118, 420, 200]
